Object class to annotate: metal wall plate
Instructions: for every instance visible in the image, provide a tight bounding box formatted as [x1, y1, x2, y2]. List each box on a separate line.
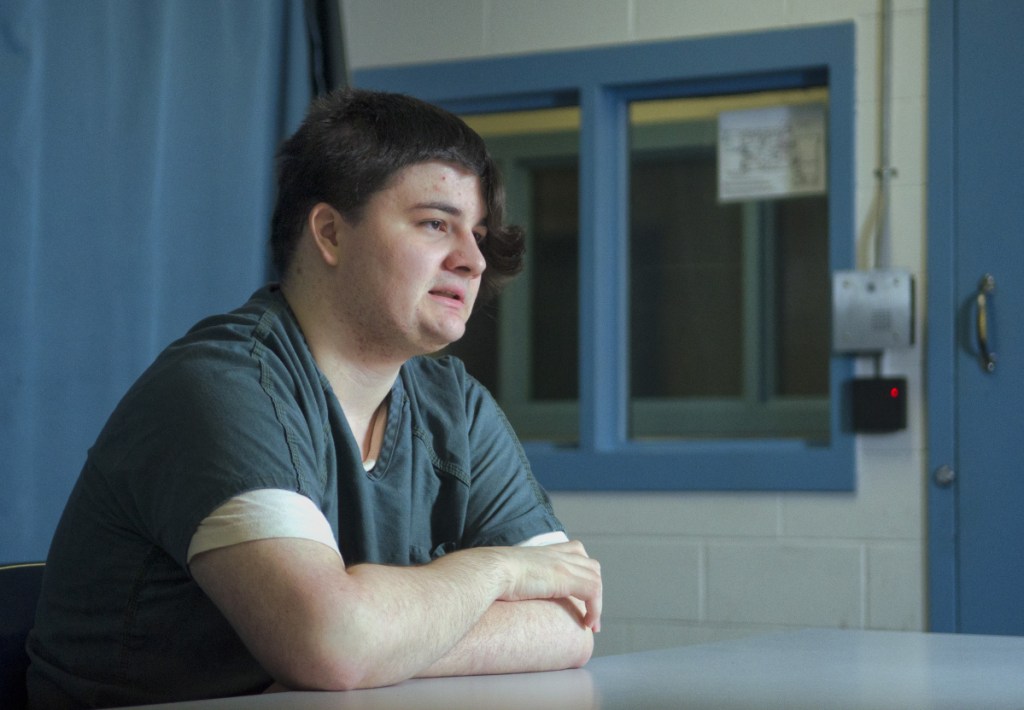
[832, 269, 915, 352]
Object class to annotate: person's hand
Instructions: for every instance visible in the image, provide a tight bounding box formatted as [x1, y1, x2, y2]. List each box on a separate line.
[492, 540, 602, 632]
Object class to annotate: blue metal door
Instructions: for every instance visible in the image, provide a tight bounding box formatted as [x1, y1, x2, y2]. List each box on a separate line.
[928, 0, 1024, 634]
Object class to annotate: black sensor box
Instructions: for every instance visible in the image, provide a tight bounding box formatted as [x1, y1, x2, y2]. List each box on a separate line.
[851, 377, 907, 432]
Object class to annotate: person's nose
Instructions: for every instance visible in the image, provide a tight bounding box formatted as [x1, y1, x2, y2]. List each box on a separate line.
[445, 228, 487, 277]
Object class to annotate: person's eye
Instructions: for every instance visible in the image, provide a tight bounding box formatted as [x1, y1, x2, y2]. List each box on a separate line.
[473, 231, 486, 245]
[423, 219, 445, 232]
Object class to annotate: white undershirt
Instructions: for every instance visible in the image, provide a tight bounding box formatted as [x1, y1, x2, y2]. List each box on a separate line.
[186, 489, 568, 565]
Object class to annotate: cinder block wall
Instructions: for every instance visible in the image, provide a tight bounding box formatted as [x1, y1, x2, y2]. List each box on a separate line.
[342, 0, 929, 656]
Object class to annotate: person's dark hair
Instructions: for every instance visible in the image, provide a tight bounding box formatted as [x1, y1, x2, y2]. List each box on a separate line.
[270, 88, 524, 304]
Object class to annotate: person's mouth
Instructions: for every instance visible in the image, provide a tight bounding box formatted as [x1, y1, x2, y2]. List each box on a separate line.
[429, 284, 467, 304]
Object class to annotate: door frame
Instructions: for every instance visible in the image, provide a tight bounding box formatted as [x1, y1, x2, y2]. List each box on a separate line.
[925, 0, 958, 633]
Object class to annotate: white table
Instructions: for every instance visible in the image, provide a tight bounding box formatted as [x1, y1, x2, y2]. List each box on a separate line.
[126, 629, 1024, 709]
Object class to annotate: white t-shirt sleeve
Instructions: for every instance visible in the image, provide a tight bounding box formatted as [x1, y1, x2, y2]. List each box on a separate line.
[187, 489, 565, 564]
[186, 489, 340, 564]
[515, 530, 570, 547]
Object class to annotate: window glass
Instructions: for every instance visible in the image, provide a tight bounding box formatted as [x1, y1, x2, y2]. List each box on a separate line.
[772, 196, 830, 397]
[627, 89, 830, 440]
[630, 145, 745, 399]
[529, 165, 579, 401]
[446, 108, 581, 442]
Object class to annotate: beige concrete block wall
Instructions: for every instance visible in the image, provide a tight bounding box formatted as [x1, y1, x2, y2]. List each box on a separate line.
[342, 0, 929, 656]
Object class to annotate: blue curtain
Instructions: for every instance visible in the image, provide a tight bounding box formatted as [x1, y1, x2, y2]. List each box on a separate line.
[0, 1, 313, 561]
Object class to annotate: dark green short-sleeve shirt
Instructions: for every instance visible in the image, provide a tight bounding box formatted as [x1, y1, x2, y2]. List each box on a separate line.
[27, 285, 563, 709]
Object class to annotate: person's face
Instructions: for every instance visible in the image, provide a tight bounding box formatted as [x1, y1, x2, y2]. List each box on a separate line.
[330, 160, 488, 360]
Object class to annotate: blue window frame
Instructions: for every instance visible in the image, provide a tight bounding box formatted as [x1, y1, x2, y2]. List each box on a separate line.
[355, 24, 856, 491]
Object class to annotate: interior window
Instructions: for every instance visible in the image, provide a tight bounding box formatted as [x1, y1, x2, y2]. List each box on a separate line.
[451, 90, 830, 443]
[355, 22, 856, 490]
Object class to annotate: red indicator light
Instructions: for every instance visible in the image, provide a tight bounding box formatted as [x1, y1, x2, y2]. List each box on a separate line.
[890, 387, 900, 398]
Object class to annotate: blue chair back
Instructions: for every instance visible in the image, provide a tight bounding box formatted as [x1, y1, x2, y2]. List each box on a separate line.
[0, 563, 45, 710]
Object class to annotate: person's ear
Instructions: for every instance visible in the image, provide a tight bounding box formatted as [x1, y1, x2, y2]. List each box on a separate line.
[307, 202, 343, 266]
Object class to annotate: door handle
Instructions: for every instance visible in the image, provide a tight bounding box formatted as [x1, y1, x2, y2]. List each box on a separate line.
[976, 274, 996, 373]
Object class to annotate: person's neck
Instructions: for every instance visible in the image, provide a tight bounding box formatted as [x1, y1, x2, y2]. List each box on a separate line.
[280, 279, 400, 422]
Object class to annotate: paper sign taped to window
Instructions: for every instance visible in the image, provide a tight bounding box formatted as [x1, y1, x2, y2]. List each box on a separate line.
[717, 104, 827, 202]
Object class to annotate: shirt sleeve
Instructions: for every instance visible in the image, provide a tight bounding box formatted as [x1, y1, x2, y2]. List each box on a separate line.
[186, 489, 340, 564]
[516, 530, 570, 546]
[460, 370, 566, 548]
[114, 319, 331, 569]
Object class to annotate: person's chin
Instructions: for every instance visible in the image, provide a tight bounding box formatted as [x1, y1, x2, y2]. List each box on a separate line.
[424, 324, 467, 352]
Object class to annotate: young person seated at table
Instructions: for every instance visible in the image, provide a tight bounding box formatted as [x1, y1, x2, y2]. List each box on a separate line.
[26, 88, 602, 710]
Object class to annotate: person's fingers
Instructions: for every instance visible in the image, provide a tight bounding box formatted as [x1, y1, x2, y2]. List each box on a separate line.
[500, 543, 602, 616]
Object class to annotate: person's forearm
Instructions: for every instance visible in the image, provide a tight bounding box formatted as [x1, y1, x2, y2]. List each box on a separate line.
[417, 597, 594, 679]
[329, 548, 511, 689]
[195, 540, 511, 692]
[193, 538, 601, 692]
[316, 546, 599, 689]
